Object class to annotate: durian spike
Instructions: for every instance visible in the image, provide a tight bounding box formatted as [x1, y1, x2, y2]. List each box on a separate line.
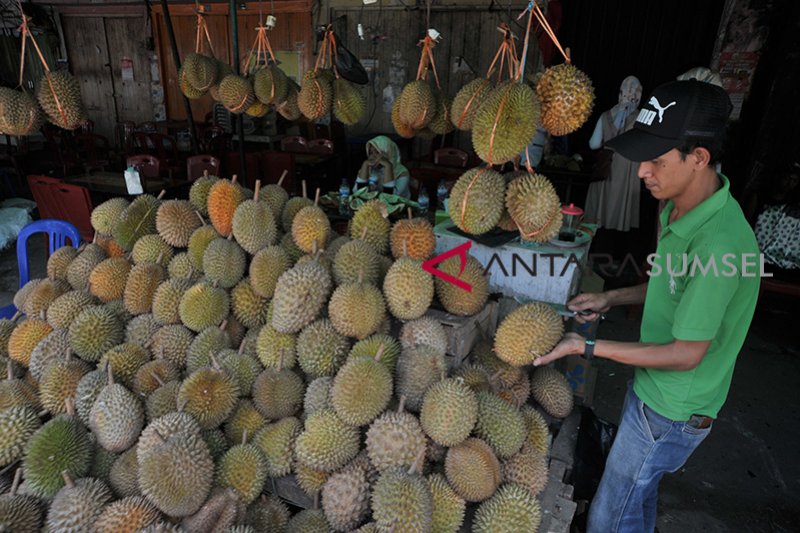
[231, 175, 239, 185]
[408, 447, 426, 475]
[107, 365, 115, 386]
[241, 429, 248, 445]
[196, 211, 206, 225]
[397, 395, 407, 413]
[151, 372, 166, 388]
[302, 180, 308, 199]
[61, 470, 75, 488]
[277, 170, 287, 187]
[254, 180, 261, 202]
[64, 397, 75, 417]
[314, 188, 321, 207]
[374, 344, 385, 362]
[10, 468, 22, 495]
[407, 207, 413, 220]
[157, 190, 167, 200]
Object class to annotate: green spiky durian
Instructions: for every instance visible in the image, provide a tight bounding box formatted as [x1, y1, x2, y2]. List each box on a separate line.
[332, 238, 380, 286]
[113, 194, 160, 252]
[505, 172, 562, 242]
[123, 261, 166, 315]
[420, 378, 478, 447]
[230, 278, 270, 330]
[178, 366, 240, 429]
[156, 199, 203, 248]
[435, 253, 490, 316]
[291, 204, 331, 254]
[494, 301, 564, 366]
[331, 352, 393, 427]
[0, 406, 40, 467]
[271, 260, 332, 334]
[108, 445, 140, 497]
[93, 496, 161, 533]
[322, 455, 371, 530]
[537, 63, 595, 136]
[203, 236, 247, 289]
[252, 367, 304, 419]
[444, 437, 501, 502]
[189, 174, 219, 216]
[47, 245, 80, 281]
[298, 70, 333, 120]
[349, 200, 390, 255]
[276, 79, 301, 121]
[89, 257, 132, 303]
[249, 246, 290, 299]
[0, 87, 43, 136]
[428, 472, 466, 533]
[349, 333, 401, 375]
[45, 475, 114, 532]
[47, 290, 97, 330]
[232, 186, 278, 254]
[145, 380, 180, 421]
[371, 464, 432, 533]
[398, 80, 436, 129]
[448, 167, 506, 235]
[89, 371, 144, 452]
[152, 278, 193, 325]
[184, 52, 219, 91]
[179, 281, 230, 332]
[296, 318, 350, 379]
[333, 77, 366, 125]
[252, 416, 301, 478]
[216, 441, 268, 504]
[383, 257, 434, 321]
[328, 279, 387, 340]
[474, 391, 526, 458]
[149, 324, 194, 368]
[450, 77, 493, 130]
[253, 65, 289, 105]
[219, 74, 255, 114]
[67, 244, 107, 290]
[294, 409, 360, 473]
[521, 404, 550, 455]
[168, 252, 200, 281]
[37, 70, 86, 129]
[472, 82, 538, 164]
[472, 482, 542, 533]
[38, 353, 90, 415]
[530, 366, 574, 418]
[28, 328, 69, 381]
[365, 400, 427, 473]
[68, 305, 124, 362]
[395, 345, 446, 412]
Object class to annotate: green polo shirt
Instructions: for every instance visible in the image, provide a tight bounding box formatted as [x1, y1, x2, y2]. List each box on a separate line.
[634, 174, 760, 421]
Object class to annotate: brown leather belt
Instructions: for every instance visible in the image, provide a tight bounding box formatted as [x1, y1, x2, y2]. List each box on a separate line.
[688, 415, 714, 429]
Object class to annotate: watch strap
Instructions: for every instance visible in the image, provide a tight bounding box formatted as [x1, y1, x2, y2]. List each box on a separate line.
[584, 339, 595, 360]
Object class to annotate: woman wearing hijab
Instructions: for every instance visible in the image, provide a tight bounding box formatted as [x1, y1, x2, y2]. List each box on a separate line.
[355, 135, 411, 199]
[584, 75, 643, 231]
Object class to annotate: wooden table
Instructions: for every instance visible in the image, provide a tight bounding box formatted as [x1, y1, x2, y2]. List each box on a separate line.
[66, 171, 190, 198]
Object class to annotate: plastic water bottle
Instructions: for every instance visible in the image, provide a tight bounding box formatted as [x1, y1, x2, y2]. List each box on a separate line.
[436, 179, 448, 209]
[339, 179, 350, 215]
[418, 188, 430, 215]
[368, 170, 379, 192]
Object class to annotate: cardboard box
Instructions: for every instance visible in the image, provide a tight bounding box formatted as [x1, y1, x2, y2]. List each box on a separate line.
[424, 300, 499, 368]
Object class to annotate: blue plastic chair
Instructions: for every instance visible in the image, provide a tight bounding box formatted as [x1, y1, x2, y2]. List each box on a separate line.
[0, 219, 81, 319]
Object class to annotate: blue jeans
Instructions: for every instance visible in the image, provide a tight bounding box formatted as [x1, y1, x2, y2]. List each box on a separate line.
[587, 385, 712, 533]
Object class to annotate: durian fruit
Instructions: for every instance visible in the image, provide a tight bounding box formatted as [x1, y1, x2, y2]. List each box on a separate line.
[328, 274, 387, 340]
[505, 172, 562, 242]
[21, 278, 68, 316]
[494, 301, 564, 366]
[400, 316, 447, 355]
[472, 82, 538, 165]
[298, 70, 333, 120]
[279, 231, 304, 265]
[280, 194, 313, 233]
[451, 77, 493, 130]
[396, 345, 446, 412]
[208, 176, 246, 238]
[365, 398, 427, 473]
[184, 52, 219, 92]
[38, 352, 90, 415]
[261, 179, 290, 221]
[180, 63, 206, 99]
[103, 298, 133, 324]
[47, 290, 97, 330]
[45, 474, 114, 532]
[390, 215, 436, 260]
[8, 318, 53, 367]
[137, 411, 201, 458]
[332, 238, 380, 286]
[93, 495, 162, 533]
[90, 368, 144, 452]
[188, 224, 220, 272]
[292, 197, 331, 254]
[322, 454, 371, 531]
[156, 199, 202, 248]
[252, 364, 304, 419]
[471, 338, 521, 388]
[448, 167, 506, 235]
[168, 252, 199, 281]
[271, 259, 332, 334]
[0, 316, 19, 359]
[125, 313, 161, 347]
[349, 333, 401, 375]
[14, 278, 42, 310]
[95, 233, 127, 258]
[474, 391, 526, 459]
[304, 376, 334, 415]
[472, 482, 542, 533]
[203, 236, 247, 289]
[276, 79, 301, 121]
[152, 278, 193, 325]
[89, 257, 132, 302]
[435, 253, 489, 316]
[254, 65, 289, 105]
[331, 350, 393, 427]
[420, 378, 478, 447]
[371, 460, 432, 533]
[190, 174, 219, 216]
[503, 444, 549, 497]
[0, 87, 43, 136]
[383, 256, 434, 321]
[333, 77, 366, 126]
[428, 89, 454, 136]
[47, 245, 80, 281]
[521, 405, 550, 455]
[296, 318, 350, 379]
[68, 306, 123, 362]
[398, 80, 436, 129]
[232, 181, 278, 254]
[530, 366, 574, 418]
[185, 324, 229, 373]
[0, 406, 40, 467]
[295, 461, 329, 497]
[133, 359, 180, 397]
[391, 96, 416, 138]
[215, 437, 268, 504]
[428, 472, 466, 533]
[249, 246, 290, 298]
[113, 194, 161, 252]
[36, 70, 86, 129]
[255, 321, 296, 370]
[179, 281, 230, 332]
[109, 445, 141, 497]
[145, 379, 180, 421]
[230, 278, 270, 330]
[219, 74, 256, 114]
[0, 361, 40, 410]
[350, 199, 391, 255]
[131, 234, 173, 266]
[22, 401, 92, 498]
[245, 494, 291, 532]
[252, 416, 301, 477]
[149, 324, 194, 368]
[0, 470, 44, 533]
[294, 409, 360, 473]
[444, 437, 501, 502]
[537, 63, 595, 136]
[177, 365, 240, 429]
[285, 509, 330, 533]
[92, 198, 130, 235]
[180, 487, 242, 533]
[67, 244, 107, 290]
[496, 370, 531, 408]
[123, 261, 166, 315]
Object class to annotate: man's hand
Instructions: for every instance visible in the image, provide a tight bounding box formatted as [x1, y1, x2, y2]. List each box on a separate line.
[568, 292, 611, 324]
[534, 332, 585, 366]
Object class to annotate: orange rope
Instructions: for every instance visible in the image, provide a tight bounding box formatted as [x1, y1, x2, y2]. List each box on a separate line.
[456, 78, 487, 129]
[459, 166, 490, 232]
[516, 207, 560, 238]
[487, 83, 514, 165]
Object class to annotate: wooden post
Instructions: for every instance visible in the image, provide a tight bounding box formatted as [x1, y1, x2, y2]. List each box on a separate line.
[230, 0, 247, 185]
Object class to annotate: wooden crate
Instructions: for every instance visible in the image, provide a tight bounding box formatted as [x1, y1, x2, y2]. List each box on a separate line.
[424, 300, 499, 368]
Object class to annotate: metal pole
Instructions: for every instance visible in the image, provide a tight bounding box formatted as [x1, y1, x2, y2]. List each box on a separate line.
[230, 0, 247, 185]
[158, 0, 199, 154]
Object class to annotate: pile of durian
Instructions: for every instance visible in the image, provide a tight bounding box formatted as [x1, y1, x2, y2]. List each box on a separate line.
[0, 173, 575, 532]
[0, 70, 87, 136]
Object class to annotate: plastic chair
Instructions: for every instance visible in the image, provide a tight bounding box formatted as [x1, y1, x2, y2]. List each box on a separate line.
[187, 154, 221, 182]
[27, 175, 63, 219]
[74, 133, 111, 173]
[48, 183, 94, 242]
[127, 154, 161, 181]
[280, 136, 308, 153]
[308, 138, 334, 155]
[433, 148, 469, 168]
[261, 151, 296, 193]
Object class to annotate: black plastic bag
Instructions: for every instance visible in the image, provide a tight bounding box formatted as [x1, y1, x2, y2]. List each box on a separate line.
[333, 35, 369, 85]
[571, 408, 618, 529]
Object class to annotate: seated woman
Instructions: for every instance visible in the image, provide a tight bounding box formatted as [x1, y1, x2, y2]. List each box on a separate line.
[355, 136, 410, 198]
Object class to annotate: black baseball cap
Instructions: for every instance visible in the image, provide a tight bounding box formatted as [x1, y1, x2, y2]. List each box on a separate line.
[606, 80, 732, 162]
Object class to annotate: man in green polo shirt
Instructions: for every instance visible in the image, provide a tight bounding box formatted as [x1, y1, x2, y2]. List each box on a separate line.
[535, 80, 760, 533]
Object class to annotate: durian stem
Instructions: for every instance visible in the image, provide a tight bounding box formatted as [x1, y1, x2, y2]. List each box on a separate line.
[357, 268, 364, 285]
[302, 180, 307, 199]
[11, 468, 21, 496]
[314, 187, 320, 207]
[397, 395, 406, 414]
[408, 447, 425, 475]
[254, 180, 261, 202]
[374, 344, 385, 362]
[242, 429, 248, 445]
[152, 372, 165, 388]
[61, 470, 75, 489]
[277, 170, 287, 187]
[407, 207, 413, 220]
[360, 227, 368, 240]
[6, 360, 12, 380]
[402, 239, 408, 258]
[157, 190, 167, 200]
[64, 397, 75, 417]
[219, 319, 228, 330]
[209, 351, 222, 371]
[107, 365, 115, 386]
[11, 311, 21, 322]
[238, 338, 247, 355]
[232, 175, 239, 185]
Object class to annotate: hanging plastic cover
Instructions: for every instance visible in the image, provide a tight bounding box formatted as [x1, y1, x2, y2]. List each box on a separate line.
[333, 33, 369, 85]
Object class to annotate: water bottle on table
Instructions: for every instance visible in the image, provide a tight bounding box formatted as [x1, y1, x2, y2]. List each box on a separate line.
[436, 179, 448, 210]
[418, 187, 430, 215]
[339, 179, 351, 215]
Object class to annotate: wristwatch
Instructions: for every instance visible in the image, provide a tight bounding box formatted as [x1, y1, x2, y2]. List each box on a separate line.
[583, 339, 595, 361]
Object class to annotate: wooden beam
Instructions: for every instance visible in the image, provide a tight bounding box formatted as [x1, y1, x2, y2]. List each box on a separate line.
[149, 0, 312, 16]
[58, 5, 147, 16]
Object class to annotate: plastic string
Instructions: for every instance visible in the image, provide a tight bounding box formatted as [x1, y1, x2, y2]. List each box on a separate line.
[459, 165, 490, 232]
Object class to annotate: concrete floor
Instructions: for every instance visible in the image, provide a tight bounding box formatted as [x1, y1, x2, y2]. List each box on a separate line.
[1, 239, 798, 532]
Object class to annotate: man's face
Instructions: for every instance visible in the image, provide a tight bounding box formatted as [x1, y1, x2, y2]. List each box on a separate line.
[637, 148, 695, 200]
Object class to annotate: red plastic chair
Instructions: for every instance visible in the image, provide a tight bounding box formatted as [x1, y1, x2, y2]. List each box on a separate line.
[434, 148, 469, 168]
[308, 138, 334, 155]
[187, 154, 221, 182]
[261, 151, 296, 193]
[48, 182, 94, 242]
[127, 154, 161, 181]
[27, 175, 63, 220]
[224, 152, 261, 189]
[280, 136, 309, 153]
[131, 132, 153, 155]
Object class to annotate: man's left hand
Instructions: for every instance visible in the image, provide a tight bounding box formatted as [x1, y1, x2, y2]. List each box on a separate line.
[534, 332, 586, 366]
